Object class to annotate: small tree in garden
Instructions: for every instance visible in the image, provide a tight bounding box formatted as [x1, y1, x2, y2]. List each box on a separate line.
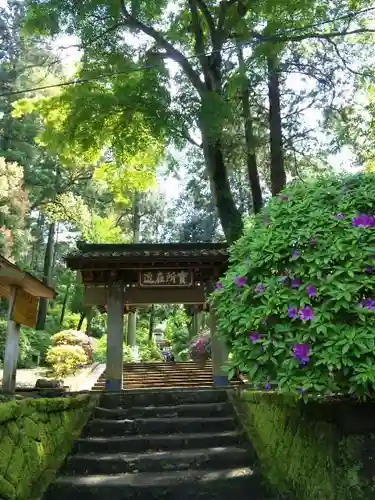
[212, 173, 375, 399]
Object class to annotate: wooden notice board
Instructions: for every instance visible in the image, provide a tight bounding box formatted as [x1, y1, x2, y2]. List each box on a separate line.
[11, 288, 39, 328]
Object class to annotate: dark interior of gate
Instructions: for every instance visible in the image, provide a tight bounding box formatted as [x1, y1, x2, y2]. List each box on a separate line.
[65, 242, 239, 390]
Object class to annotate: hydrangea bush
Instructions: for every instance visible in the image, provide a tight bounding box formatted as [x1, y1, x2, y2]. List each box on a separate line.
[190, 331, 212, 363]
[212, 173, 375, 399]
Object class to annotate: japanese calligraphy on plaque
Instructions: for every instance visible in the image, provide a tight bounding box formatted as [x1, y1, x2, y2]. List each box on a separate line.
[139, 270, 193, 287]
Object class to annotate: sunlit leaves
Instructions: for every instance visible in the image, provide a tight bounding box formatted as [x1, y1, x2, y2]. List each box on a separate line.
[42, 192, 90, 229]
[83, 214, 128, 243]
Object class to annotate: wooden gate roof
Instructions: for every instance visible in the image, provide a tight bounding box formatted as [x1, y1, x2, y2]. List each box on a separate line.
[66, 242, 229, 270]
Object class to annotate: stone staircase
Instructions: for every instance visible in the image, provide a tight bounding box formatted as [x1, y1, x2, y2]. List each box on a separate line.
[92, 361, 240, 390]
[44, 389, 275, 499]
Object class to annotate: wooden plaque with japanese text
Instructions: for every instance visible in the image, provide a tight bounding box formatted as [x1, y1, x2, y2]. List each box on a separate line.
[11, 288, 38, 328]
[139, 269, 194, 288]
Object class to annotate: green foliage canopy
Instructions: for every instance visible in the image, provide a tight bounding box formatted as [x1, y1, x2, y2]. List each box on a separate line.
[213, 173, 375, 399]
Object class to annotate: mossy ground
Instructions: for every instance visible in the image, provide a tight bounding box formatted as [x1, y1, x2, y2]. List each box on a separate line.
[231, 391, 375, 500]
[0, 393, 97, 500]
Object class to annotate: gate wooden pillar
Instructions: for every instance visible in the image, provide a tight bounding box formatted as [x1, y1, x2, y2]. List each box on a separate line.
[106, 281, 124, 391]
[127, 306, 137, 347]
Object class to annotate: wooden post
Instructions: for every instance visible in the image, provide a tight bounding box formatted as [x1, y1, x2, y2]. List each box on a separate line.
[207, 282, 229, 387]
[2, 287, 21, 394]
[106, 282, 124, 391]
[127, 310, 137, 347]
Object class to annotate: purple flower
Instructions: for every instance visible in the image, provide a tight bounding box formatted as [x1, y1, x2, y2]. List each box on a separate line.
[292, 343, 311, 364]
[264, 382, 272, 390]
[297, 388, 305, 395]
[287, 306, 298, 319]
[365, 266, 373, 274]
[306, 285, 317, 298]
[352, 214, 375, 228]
[280, 275, 289, 285]
[248, 332, 262, 343]
[360, 298, 375, 311]
[291, 279, 301, 289]
[255, 283, 265, 294]
[336, 213, 344, 220]
[291, 249, 300, 260]
[299, 306, 314, 321]
[234, 276, 247, 288]
[216, 282, 223, 291]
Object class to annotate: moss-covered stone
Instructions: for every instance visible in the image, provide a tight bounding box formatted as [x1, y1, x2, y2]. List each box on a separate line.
[0, 393, 98, 500]
[232, 391, 375, 500]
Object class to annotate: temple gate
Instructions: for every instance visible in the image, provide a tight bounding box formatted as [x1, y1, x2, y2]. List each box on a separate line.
[66, 242, 229, 391]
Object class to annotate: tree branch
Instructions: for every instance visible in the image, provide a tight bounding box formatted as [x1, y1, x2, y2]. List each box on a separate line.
[195, 0, 216, 42]
[323, 38, 370, 77]
[119, 0, 204, 93]
[273, 27, 375, 44]
[188, 0, 209, 69]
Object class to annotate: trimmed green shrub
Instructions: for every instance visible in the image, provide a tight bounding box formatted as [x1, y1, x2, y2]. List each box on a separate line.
[213, 173, 375, 398]
[139, 342, 164, 362]
[92, 334, 106, 363]
[93, 336, 164, 363]
[51, 330, 93, 362]
[46, 345, 87, 377]
[44, 307, 83, 334]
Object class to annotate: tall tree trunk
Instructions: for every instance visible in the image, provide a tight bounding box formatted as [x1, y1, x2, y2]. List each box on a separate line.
[31, 212, 45, 275]
[127, 193, 141, 346]
[36, 222, 55, 330]
[237, 45, 263, 214]
[59, 283, 70, 325]
[148, 305, 155, 342]
[202, 134, 243, 243]
[267, 55, 287, 196]
[77, 312, 86, 330]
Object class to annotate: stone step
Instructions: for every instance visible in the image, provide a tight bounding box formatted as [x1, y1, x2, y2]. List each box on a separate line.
[123, 363, 212, 373]
[62, 446, 252, 475]
[122, 365, 213, 370]
[44, 467, 264, 500]
[99, 388, 229, 408]
[73, 430, 243, 454]
[94, 402, 232, 419]
[84, 416, 236, 437]
[124, 359, 212, 370]
[96, 375, 214, 383]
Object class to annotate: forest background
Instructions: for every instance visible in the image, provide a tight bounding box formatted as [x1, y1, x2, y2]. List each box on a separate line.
[1, 0, 375, 370]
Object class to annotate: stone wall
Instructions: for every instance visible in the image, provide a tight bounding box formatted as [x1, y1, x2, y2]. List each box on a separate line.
[0, 393, 97, 500]
[231, 390, 375, 500]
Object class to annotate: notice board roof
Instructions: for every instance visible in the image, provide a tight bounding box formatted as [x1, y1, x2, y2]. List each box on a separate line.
[0, 255, 56, 300]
